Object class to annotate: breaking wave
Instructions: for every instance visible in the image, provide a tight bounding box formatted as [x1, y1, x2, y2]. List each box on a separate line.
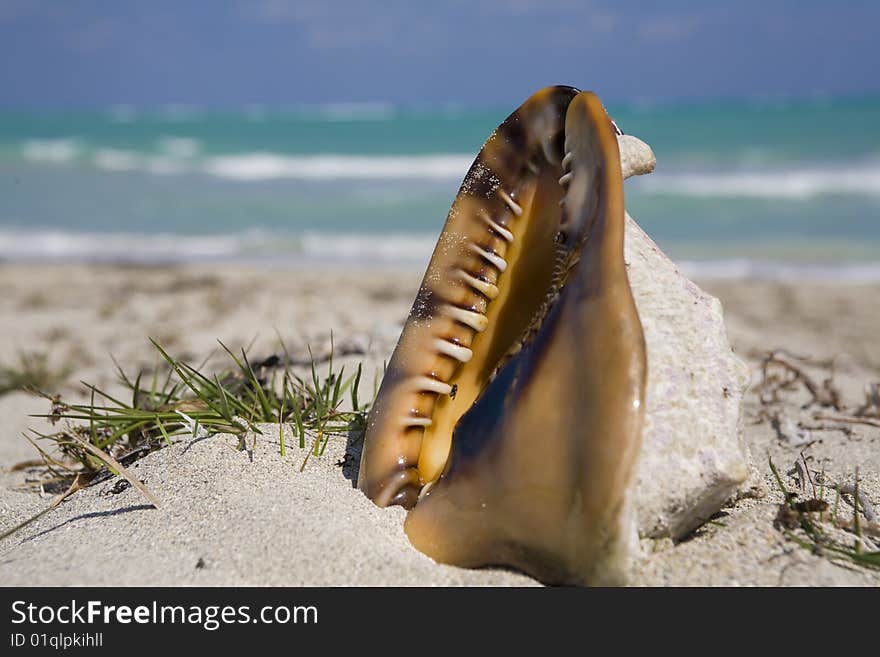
[20, 139, 82, 164]
[201, 153, 470, 181]
[21, 139, 471, 182]
[1, 229, 879, 281]
[0, 229, 435, 265]
[636, 164, 880, 200]
[18, 136, 880, 197]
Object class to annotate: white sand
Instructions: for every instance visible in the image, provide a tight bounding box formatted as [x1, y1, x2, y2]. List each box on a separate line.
[0, 264, 878, 586]
[0, 424, 535, 586]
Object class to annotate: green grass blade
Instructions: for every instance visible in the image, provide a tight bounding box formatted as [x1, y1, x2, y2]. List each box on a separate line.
[351, 362, 362, 412]
[155, 417, 173, 447]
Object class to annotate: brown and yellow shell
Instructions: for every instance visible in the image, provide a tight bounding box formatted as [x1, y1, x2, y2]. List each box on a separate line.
[357, 86, 655, 585]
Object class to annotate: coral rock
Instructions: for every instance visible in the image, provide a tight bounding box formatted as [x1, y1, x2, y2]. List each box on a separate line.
[625, 213, 751, 539]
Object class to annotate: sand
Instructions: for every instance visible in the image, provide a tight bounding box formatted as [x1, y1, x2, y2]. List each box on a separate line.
[0, 263, 878, 586]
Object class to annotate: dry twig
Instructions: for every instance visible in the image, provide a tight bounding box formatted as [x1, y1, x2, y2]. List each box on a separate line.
[813, 413, 880, 429]
[0, 474, 84, 541]
[759, 350, 841, 410]
[65, 436, 161, 509]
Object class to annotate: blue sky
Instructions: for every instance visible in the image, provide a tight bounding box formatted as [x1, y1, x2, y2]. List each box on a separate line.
[1, 1, 877, 107]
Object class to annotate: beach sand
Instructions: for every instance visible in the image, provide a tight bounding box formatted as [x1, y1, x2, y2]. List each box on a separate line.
[0, 263, 878, 586]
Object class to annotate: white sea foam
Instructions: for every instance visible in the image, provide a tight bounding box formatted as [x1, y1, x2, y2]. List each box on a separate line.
[16, 137, 880, 197]
[1, 229, 879, 281]
[93, 148, 191, 175]
[0, 229, 435, 265]
[636, 164, 880, 199]
[0, 229, 263, 262]
[678, 258, 880, 283]
[56, 144, 471, 182]
[201, 153, 471, 181]
[0, 229, 431, 264]
[21, 139, 81, 164]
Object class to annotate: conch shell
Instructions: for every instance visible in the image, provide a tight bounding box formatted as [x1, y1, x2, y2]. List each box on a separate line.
[357, 86, 656, 585]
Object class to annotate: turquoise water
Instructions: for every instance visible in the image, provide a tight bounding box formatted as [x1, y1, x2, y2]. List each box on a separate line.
[1, 97, 879, 275]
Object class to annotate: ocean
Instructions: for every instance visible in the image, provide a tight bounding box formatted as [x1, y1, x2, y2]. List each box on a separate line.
[2, 97, 879, 280]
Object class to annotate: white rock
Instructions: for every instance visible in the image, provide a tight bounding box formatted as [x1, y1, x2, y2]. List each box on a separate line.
[625, 213, 751, 539]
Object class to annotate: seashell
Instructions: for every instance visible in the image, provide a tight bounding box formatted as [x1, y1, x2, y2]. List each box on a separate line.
[357, 86, 657, 585]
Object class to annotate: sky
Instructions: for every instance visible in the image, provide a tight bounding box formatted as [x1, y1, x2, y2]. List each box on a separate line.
[1, 0, 878, 108]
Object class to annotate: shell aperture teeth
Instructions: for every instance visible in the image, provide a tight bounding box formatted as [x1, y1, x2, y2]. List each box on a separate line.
[444, 304, 489, 332]
[480, 211, 514, 243]
[497, 188, 523, 216]
[458, 270, 500, 300]
[433, 338, 474, 363]
[418, 480, 436, 501]
[373, 466, 421, 509]
[558, 172, 573, 188]
[403, 416, 433, 428]
[412, 375, 454, 396]
[562, 151, 573, 171]
[470, 244, 507, 272]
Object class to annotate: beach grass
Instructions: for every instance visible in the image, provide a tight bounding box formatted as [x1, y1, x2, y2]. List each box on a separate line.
[26, 336, 372, 475]
[769, 457, 880, 571]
